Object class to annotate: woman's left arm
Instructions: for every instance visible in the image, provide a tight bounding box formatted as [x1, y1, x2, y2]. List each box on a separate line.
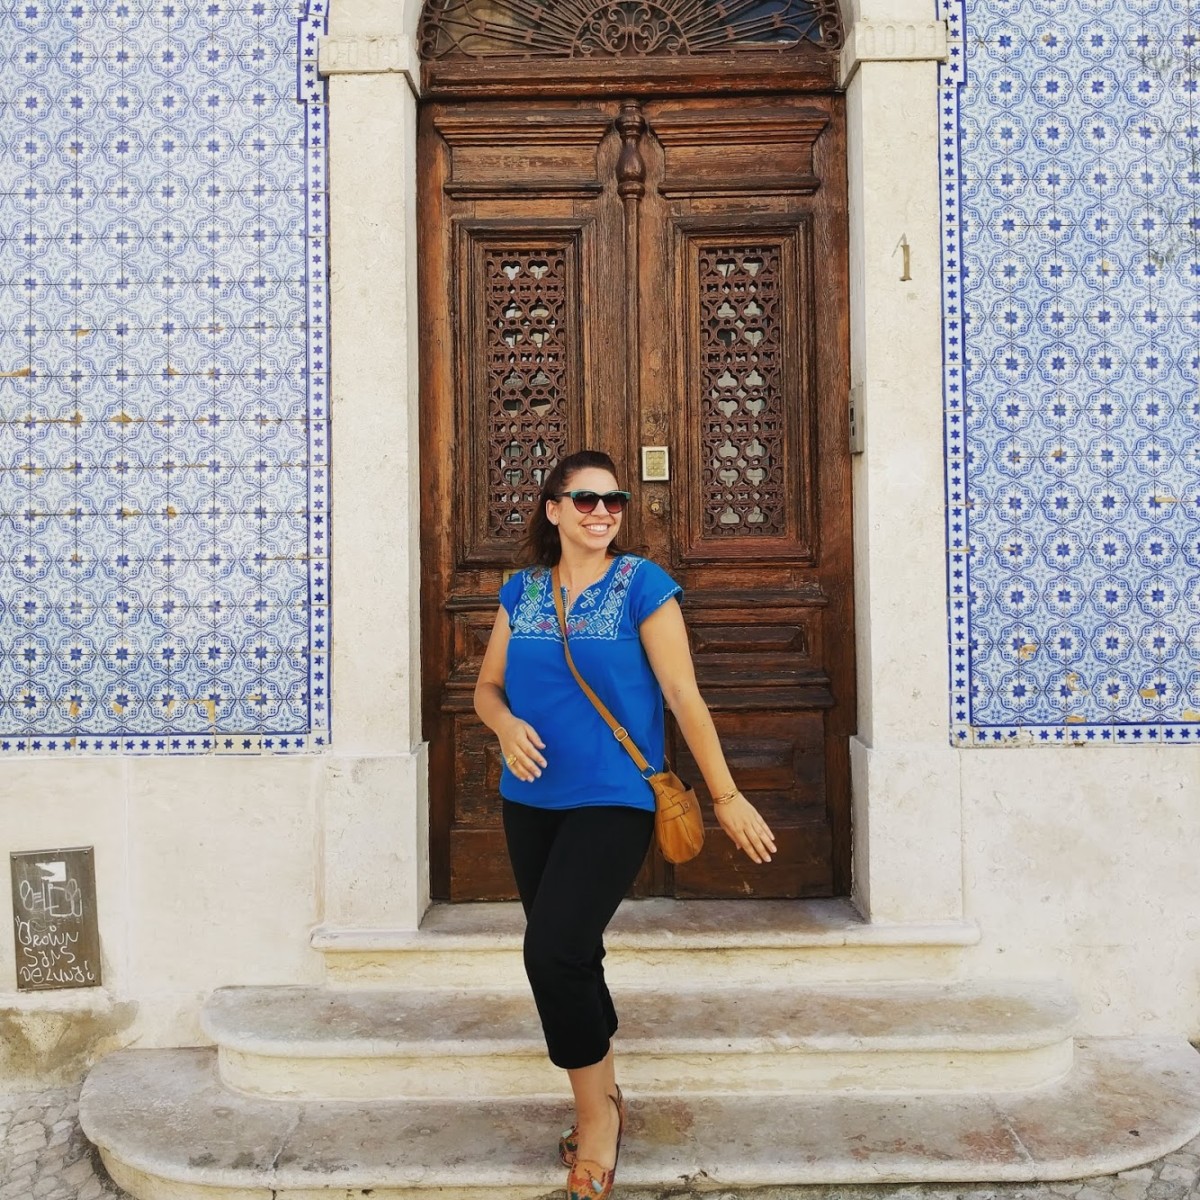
[641, 598, 777, 865]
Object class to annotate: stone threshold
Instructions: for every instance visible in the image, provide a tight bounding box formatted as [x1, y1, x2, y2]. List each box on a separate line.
[313, 899, 983, 989]
[312, 897, 981, 952]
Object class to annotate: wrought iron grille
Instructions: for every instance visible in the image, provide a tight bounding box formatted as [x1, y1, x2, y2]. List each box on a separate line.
[418, 0, 844, 60]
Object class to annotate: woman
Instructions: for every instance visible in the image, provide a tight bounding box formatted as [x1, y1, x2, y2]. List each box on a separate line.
[473, 449, 777, 1200]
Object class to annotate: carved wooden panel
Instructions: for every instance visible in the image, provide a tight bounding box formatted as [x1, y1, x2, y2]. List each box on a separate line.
[458, 228, 584, 564]
[653, 107, 829, 196]
[684, 600, 827, 703]
[679, 221, 816, 561]
[669, 709, 830, 897]
[419, 0, 844, 61]
[436, 110, 611, 199]
[447, 607, 500, 687]
[453, 716, 507, 825]
[688, 613, 816, 661]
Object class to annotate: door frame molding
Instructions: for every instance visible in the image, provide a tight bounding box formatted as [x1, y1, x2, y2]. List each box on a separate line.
[317, 1, 964, 931]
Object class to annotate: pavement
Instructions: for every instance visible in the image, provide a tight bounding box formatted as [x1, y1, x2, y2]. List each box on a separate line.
[1, 1084, 1198, 1200]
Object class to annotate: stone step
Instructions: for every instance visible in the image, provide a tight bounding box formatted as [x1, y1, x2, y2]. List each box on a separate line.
[81, 1040, 1200, 1198]
[202, 980, 1078, 1100]
[313, 898, 981, 989]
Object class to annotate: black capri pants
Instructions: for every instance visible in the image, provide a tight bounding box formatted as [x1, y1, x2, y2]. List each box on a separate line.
[503, 799, 654, 1070]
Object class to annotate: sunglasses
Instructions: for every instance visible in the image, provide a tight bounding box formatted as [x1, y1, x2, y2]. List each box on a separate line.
[553, 489, 631, 514]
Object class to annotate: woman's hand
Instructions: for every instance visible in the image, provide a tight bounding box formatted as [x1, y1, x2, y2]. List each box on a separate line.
[475, 609, 546, 782]
[715, 793, 777, 864]
[499, 718, 547, 782]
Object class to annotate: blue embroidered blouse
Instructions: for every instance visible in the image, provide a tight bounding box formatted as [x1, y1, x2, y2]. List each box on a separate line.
[497, 555, 683, 811]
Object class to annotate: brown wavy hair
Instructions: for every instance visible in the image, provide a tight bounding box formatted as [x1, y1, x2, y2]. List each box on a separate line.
[523, 450, 627, 567]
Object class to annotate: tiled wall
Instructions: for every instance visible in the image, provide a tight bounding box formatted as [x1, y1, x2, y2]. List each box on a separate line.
[9, 0, 1194, 755]
[0, 0, 328, 752]
[942, 0, 1200, 745]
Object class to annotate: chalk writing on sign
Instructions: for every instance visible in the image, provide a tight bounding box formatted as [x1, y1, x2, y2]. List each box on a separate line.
[10, 847, 101, 991]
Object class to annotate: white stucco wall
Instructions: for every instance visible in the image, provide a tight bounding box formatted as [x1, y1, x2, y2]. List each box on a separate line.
[0, 759, 324, 1083]
[960, 748, 1200, 1034]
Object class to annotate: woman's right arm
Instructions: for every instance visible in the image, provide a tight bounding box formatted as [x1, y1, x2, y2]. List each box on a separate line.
[474, 607, 547, 782]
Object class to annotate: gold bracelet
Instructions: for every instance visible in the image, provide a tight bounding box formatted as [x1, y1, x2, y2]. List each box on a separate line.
[712, 788, 739, 806]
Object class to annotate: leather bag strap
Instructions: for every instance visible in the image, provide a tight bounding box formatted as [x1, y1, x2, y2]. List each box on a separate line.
[551, 565, 654, 778]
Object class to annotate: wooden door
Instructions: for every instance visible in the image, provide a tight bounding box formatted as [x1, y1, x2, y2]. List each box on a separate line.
[419, 95, 852, 901]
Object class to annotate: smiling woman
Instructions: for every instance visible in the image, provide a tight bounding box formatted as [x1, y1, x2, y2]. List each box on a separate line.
[473, 448, 776, 1200]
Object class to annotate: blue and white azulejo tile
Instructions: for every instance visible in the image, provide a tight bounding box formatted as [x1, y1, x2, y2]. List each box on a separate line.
[0, 0, 329, 753]
[940, 0, 1200, 745]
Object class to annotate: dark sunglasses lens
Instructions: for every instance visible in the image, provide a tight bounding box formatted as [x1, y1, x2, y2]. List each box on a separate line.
[568, 491, 627, 513]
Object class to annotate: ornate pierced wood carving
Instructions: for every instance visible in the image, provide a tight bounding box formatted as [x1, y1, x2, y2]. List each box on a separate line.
[698, 244, 786, 538]
[482, 246, 572, 540]
[419, 0, 844, 61]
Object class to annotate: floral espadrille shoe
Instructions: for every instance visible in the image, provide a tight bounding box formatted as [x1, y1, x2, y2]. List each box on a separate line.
[565, 1091, 624, 1200]
[567, 1158, 616, 1200]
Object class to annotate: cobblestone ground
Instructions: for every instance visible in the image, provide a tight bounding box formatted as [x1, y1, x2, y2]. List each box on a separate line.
[1, 1086, 1197, 1200]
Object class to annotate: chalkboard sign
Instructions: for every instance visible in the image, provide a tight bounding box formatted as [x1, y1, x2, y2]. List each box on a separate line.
[11, 847, 101, 991]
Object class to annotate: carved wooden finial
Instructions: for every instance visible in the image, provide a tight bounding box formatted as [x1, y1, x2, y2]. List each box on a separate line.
[615, 101, 646, 199]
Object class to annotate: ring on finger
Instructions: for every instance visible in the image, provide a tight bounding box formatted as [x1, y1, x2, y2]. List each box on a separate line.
[506, 754, 518, 767]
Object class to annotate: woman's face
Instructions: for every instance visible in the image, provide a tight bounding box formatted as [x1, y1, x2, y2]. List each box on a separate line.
[547, 466, 624, 556]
